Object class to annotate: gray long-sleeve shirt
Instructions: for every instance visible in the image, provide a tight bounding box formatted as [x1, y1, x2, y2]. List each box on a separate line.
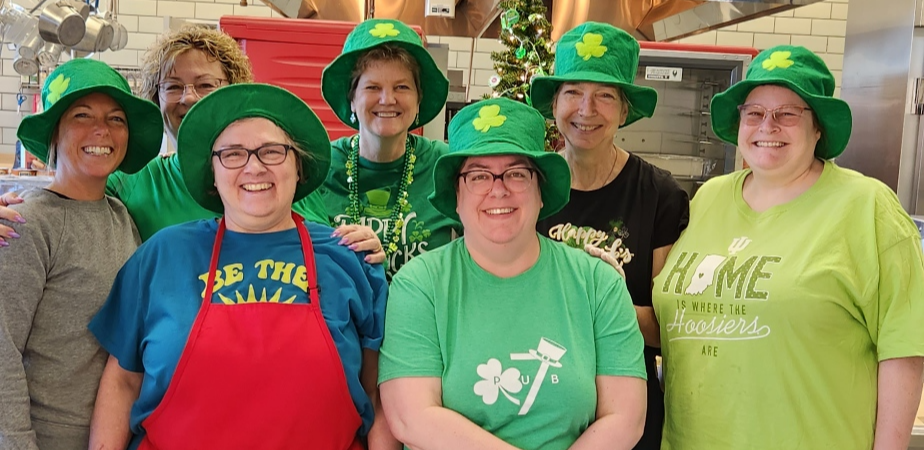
[0, 188, 139, 450]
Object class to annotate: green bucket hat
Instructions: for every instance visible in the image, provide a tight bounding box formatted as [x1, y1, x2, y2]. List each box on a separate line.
[429, 98, 571, 222]
[17, 58, 163, 174]
[710, 45, 852, 159]
[177, 84, 332, 214]
[530, 22, 658, 127]
[321, 18, 449, 130]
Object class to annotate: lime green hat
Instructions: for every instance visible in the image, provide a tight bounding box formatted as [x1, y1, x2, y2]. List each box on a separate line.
[177, 84, 332, 214]
[530, 22, 658, 127]
[322, 18, 449, 130]
[711, 45, 852, 159]
[429, 98, 570, 222]
[17, 58, 163, 174]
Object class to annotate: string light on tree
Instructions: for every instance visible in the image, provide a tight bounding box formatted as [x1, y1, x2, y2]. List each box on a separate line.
[488, 0, 561, 151]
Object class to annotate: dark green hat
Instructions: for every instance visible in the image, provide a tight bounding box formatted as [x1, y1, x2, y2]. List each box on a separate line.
[322, 18, 449, 130]
[177, 84, 332, 214]
[530, 22, 657, 127]
[17, 58, 162, 174]
[711, 45, 852, 159]
[429, 98, 570, 222]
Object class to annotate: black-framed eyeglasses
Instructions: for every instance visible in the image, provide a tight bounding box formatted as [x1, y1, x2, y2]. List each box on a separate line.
[737, 104, 812, 127]
[211, 144, 294, 169]
[158, 77, 228, 102]
[458, 167, 537, 195]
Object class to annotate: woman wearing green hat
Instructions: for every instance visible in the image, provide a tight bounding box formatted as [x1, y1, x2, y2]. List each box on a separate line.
[530, 22, 689, 449]
[88, 83, 393, 450]
[379, 98, 647, 450]
[0, 59, 163, 449]
[652, 45, 924, 450]
[0, 27, 384, 263]
[319, 18, 460, 278]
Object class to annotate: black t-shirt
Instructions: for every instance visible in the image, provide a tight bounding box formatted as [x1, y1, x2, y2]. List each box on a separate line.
[537, 152, 690, 307]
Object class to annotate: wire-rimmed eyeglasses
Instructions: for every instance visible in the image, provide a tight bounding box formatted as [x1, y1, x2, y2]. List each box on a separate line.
[158, 77, 228, 102]
[737, 104, 812, 127]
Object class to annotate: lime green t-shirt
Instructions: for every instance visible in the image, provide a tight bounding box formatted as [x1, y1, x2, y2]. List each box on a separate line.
[106, 155, 329, 241]
[379, 237, 646, 450]
[652, 162, 924, 450]
[319, 135, 460, 278]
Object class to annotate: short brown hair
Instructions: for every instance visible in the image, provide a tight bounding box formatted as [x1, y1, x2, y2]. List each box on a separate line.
[347, 44, 421, 103]
[140, 26, 253, 108]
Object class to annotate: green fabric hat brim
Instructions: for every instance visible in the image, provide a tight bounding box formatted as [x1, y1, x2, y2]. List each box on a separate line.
[428, 144, 571, 223]
[530, 71, 658, 127]
[17, 85, 163, 174]
[178, 84, 332, 214]
[322, 25, 449, 130]
[711, 78, 852, 159]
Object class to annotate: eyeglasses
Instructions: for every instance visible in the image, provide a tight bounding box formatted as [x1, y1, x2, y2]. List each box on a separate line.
[158, 77, 228, 102]
[737, 104, 812, 127]
[211, 144, 294, 169]
[458, 167, 537, 195]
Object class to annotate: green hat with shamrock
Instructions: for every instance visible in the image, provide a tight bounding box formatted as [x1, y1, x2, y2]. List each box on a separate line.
[429, 97, 571, 222]
[322, 18, 449, 130]
[17, 58, 163, 174]
[177, 83, 332, 214]
[530, 22, 657, 127]
[711, 45, 852, 159]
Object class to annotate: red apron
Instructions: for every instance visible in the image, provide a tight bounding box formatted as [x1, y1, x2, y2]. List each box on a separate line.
[139, 213, 364, 450]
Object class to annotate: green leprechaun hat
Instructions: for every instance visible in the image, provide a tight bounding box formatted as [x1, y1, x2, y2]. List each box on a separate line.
[530, 22, 658, 127]
[177, 84, 332, 214]
[322, 18, 449, 130]
[17, 58, 163, 173]
[711, 45, 852, 159]
[429, 97, 571, 222]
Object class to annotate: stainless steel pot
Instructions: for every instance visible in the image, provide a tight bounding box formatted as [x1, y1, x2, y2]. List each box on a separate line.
[72, 15, 113, 53]
[16, 24, 45, 60]
[38, 0, 89, 46]
[108, 20, 128, 51]
[36, 42, 65, 66]
[13, 55, 39, 76]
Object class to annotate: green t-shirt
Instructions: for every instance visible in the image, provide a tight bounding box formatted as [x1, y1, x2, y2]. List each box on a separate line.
[652, 162, 924, 450]
[319, 135, 460, 278]
[106, 155, 329, 241]
[379, 237, 646, 450]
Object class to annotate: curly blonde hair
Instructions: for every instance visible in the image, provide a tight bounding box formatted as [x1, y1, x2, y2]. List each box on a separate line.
[140, 26, 254, 108]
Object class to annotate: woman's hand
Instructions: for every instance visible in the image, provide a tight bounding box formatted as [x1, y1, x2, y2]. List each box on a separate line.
[584, 244, 625, 278]
[333, 224, 386, 264]
[0, 193, 25, 247]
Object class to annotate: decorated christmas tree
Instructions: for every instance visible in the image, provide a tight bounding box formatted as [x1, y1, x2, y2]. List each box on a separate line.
[489, 0, 560, 150]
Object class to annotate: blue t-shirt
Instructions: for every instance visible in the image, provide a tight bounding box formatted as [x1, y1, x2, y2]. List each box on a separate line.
[89, 219, 387, 447]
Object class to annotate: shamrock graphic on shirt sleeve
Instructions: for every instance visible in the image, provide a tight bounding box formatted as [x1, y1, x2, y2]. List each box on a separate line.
[575, 33, 607, 60]
[472, 105, 507, 133]
[370, 23, 400, 38]
[473, 358, 523, 405]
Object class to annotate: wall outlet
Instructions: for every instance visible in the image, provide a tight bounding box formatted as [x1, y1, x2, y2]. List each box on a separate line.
[425, 0, 455, 18]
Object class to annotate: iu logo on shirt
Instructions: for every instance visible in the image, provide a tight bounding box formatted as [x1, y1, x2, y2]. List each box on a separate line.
[473, 337, 566, 415]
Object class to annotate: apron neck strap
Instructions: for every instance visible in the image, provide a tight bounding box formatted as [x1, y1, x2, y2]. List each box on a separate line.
[202, 212, 320, 306]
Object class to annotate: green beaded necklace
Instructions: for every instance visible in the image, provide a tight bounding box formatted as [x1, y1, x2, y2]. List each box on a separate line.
[345, 134, 416, 256]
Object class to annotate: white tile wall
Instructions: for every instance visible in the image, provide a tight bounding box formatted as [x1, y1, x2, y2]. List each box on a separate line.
[678, 0, 849, 99]
[0, 0, 850, 158]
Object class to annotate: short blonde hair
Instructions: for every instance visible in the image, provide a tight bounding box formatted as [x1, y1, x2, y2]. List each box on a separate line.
[140, 26, 253, 108]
